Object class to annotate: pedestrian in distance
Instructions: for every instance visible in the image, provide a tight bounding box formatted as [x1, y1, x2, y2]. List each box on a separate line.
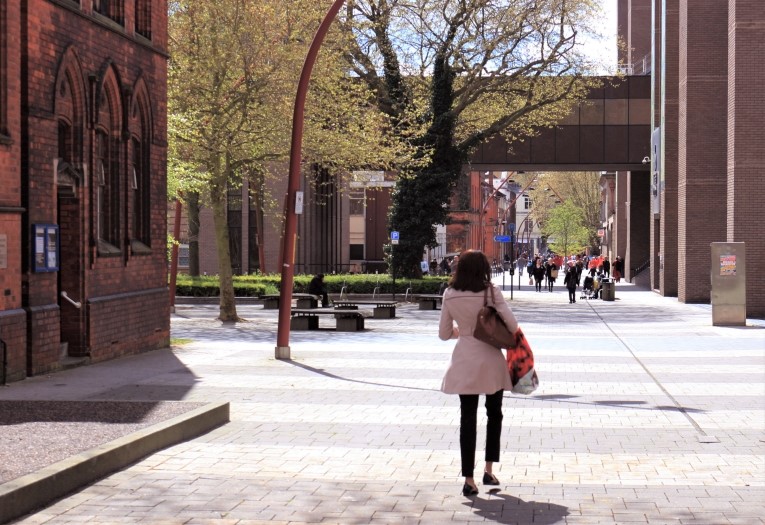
[438, 249, 519, 497]
[564, 264, 578, 303]
[613, 256, 623, 283]
[532, 258, 545, 292]
[546, 259, 558, 292]
[603, 257, 611, 278]
[307, 273, 330, 307]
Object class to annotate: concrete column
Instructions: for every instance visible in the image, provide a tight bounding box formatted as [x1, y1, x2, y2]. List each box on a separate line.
[658, 0, 679, 297]
[727, 0, 765, 317]
[677, 0, 728, 303]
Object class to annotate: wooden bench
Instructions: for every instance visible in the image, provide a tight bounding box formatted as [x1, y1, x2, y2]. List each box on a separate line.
[262, 293, 320, 310]
[414, 294, 443, 310]
[331, 300, 397, 319]
[290, 308, 365, 332]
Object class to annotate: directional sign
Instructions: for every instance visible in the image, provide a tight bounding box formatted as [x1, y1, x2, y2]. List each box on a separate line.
[391, 231, 400, 245]
[493, 235, 512, 242]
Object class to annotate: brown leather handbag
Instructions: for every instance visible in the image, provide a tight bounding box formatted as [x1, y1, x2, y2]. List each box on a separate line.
[473, 286, 514, 349]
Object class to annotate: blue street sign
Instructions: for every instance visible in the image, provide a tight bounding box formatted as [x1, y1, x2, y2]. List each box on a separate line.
[391, 231, 399, 240]
[493, 235, 512, 242]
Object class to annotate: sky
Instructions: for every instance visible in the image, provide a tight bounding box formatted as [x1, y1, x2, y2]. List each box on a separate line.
[582, 0, 619, 73]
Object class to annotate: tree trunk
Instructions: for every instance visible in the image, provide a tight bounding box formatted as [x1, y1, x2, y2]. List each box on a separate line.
[187, 191, 201, 276]
[210, 184, 239, 322]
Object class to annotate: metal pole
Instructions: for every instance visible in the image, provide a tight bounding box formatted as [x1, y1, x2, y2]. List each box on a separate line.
[168, 198, 183, 312]
[276, 0, 346, 359]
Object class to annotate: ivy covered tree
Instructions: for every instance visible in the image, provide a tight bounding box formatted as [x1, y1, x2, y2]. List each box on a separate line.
[340, 0, 606, 277]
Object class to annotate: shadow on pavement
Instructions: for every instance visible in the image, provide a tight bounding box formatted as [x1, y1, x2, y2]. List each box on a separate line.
[464, 492, 569, 524]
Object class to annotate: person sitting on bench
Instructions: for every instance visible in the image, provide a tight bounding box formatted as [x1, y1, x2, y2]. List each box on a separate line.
[308, 273, 331, 307]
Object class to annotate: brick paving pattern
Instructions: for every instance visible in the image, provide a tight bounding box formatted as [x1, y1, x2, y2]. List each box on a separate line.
[2, 277, 763, 524]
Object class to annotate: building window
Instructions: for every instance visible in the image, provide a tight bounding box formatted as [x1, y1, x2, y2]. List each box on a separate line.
[178, 243, 189, 268]
[131, 137, 151, 251]
[524, 196, 532, 210]
[349, 244, 364, 260]
[349, 188, 365, 216]
[94, 0, 124, 26]
[58, 121, 73, 163]
[135, 0, 151, 39]
[227, 184, 242, 275]
[95, 130, 120, 253]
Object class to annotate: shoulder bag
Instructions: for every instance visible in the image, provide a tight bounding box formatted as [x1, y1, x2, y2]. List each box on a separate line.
[473, 286, 515, 349]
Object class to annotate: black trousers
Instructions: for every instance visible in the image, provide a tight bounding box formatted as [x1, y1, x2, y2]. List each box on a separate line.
[568, 287, 576, 302]
[459, 390, 504, 478]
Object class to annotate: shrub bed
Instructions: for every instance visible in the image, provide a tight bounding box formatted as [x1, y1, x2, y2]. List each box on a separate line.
[173, 274, 448, 297]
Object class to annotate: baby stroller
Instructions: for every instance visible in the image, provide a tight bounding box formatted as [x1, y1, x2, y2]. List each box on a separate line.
[581, 275, 600, 300]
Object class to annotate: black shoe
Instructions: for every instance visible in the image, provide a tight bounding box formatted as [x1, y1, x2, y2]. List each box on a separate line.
[462, 483, 479, 496]
[482, 472, 500, 485]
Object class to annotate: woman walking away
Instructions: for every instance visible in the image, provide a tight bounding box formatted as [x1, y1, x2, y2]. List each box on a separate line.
[439, 250, 519, 497]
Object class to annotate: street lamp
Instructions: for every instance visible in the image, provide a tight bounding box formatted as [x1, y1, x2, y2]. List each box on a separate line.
[276, 0, 346, 360]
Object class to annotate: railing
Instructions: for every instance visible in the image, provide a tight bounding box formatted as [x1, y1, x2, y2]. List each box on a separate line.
[630, 259, 651, 282]
[618, 54, 651, 76]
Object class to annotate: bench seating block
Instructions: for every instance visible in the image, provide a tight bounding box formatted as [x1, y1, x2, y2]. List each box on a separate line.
[373, 306, 396, 319]
[296, 297, 318, 309]
[291, 316, 319, 330]
[336, 315, 364, 331]
[419, 300, 438, 310]
[263, 297, 279, 309]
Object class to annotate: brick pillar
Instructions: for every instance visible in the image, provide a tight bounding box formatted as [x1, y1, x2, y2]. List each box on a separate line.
[677, 0, 728, 303]
[728, 0, 765, 317]
[659, 0, 679, 297]
[618, 0, 629, 65]
[626, 171, 651, 281]
[628, 0, 653, 72]
[650, 0, 662, 289]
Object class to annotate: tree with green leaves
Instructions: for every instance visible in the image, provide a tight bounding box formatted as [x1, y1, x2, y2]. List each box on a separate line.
[541, 200, 589, 256]
[340, 0, 606, 277]
[527, 171, 601, 251]
[168, 0, 411, 321]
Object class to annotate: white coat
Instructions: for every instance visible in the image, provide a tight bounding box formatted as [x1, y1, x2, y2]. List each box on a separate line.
[439, 284, 518, 395]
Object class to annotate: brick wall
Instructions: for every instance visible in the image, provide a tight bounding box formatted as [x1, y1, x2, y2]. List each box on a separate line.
[728, 0, 765, 317]
[0, 309, 26, 383]
[677, 0, 728, 303]
[9, 0, 171, 380]
[88, 288, 170, 363]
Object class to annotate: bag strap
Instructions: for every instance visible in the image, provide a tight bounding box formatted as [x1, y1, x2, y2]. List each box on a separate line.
[484, 284, 496, 306]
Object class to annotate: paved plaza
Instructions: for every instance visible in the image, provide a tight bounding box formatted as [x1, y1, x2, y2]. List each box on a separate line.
[2, 276, 764, 524]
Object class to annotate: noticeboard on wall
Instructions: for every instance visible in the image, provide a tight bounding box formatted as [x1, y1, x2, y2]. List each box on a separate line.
[33, 224, 59, 272]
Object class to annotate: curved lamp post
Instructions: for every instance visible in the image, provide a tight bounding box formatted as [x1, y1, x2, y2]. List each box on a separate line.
[276, 0, 346, 359]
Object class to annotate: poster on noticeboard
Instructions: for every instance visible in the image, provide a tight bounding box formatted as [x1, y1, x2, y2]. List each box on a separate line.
[33, 224, 59, 273]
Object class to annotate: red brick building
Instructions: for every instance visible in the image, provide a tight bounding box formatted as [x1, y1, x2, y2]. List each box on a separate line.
[618, 0, 764, 316]
[0, 0, 169, 383]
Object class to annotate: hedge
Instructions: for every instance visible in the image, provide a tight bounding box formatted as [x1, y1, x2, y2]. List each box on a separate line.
[173, 274, 448, 297]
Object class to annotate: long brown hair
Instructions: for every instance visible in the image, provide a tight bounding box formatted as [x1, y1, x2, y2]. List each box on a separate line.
[449, 250, 491, 292]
